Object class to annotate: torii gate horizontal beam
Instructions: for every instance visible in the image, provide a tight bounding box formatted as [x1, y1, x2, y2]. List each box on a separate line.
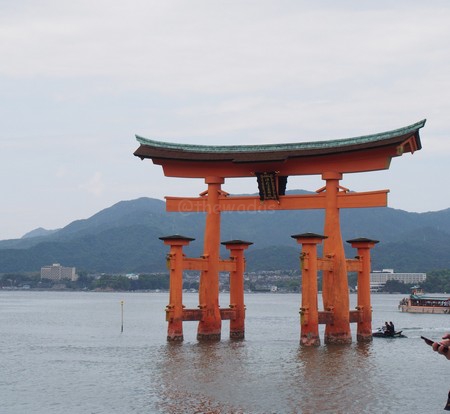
[134, 120, 425, 179]
[165, 190, 388, 212]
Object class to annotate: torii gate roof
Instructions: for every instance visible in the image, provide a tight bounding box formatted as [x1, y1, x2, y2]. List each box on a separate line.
[134, 119, 425, 178]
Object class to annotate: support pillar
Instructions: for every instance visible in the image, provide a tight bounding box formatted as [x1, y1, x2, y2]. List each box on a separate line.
[159, 235, 195, 342]
[292, 233, 326, 346]
[321, 172, 352, 344]
[347, 238, 379, 342]
[197, 176, 224, 341]
[222, 240, 253, 339]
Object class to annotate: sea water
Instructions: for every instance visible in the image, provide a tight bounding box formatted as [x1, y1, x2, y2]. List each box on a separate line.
[1, 291, 449, 413]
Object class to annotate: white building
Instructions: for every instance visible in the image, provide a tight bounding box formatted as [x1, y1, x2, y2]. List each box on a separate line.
[41, 263, 78, 281]
[370, 269, 426, 291]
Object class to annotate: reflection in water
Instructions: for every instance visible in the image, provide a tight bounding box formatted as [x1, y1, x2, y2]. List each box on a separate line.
[291, 344, 379, 413]
[153, 340, 384, 414]
[155, 341, 250, 413]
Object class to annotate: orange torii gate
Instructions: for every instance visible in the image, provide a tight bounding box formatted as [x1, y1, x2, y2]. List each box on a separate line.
[134, 119, 425, 345]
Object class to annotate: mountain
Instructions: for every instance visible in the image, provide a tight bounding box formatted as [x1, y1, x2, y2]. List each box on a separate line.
[1, 193, 450, 273]
[22, 227, 60, 239]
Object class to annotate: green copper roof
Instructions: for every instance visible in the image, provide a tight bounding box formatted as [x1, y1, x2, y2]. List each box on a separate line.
[135, 119, 425, 153]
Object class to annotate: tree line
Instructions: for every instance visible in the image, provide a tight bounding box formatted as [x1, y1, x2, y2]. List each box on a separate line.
[2, 269, 450, 293]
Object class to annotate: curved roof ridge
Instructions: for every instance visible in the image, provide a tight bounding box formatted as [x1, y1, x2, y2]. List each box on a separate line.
[135, 119, 426, 153]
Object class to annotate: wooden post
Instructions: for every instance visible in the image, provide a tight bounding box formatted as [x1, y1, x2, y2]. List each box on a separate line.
[159, 235, 194, 342]
[321, 172, 352, 344]
[292, 233, 326, 346]
[120, 300, 124, 333]
[222, 240, 253, 339]
[347, 238, 379, 342]
[197, 177, 224, 341]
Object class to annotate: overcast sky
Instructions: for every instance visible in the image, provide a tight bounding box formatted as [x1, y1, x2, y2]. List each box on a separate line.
[1, 0, 449, 240]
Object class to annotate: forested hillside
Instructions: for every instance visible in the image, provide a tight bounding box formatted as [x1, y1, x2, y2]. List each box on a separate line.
[1, 194, 450, 273]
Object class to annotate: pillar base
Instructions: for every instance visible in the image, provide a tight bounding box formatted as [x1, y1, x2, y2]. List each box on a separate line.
[167, 335, 183, 342]
[230, 330, 245, 340]
[300, 334, 320, 347]
[324, 333, 352, 345]
[357, 333, 373, 343]
[197, 332, 221, 341]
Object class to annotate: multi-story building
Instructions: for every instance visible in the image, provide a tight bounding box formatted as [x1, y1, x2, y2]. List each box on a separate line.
[370, 269, 426, 291]
[40, 263, 78, 281]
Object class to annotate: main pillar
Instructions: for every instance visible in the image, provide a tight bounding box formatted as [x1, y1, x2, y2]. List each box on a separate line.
[292, 233, 326, 346]
[222, 240, 253, 339]
[347, 238, 379, 342]
[322, 172, 352, 344]
[197, 176, 224, 341]
[159, 235, 194, 342]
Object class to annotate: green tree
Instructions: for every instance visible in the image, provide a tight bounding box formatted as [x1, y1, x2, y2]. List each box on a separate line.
[93, 275, 131, 290]
[133, 274, 169, 290]
[422, 270, 450, 293]
[382, 280, 413, 294]
[1, 272, 40, 288]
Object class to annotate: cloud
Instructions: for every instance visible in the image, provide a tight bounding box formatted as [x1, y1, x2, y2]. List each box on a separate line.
[79, 172, 105, 196]
[1, 0, 450, 240]
[55, 166, 68, 178]
[2, 1, 449, 94]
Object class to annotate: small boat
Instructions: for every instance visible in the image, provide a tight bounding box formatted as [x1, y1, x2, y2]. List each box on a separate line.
[372, 328, 406, 338]
[398, 287, 450, 314]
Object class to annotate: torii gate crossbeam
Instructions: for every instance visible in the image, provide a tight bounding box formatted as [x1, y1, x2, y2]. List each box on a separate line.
[165, 190, 389, 212]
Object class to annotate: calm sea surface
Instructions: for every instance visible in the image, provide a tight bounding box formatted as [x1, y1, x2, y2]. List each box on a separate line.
[1, 291, 449, 413]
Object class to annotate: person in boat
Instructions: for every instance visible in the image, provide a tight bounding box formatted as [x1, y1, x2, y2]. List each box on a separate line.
[389, 321, 395, 333]
[383, 321, 394, 336]
[432, 333, 450, 360]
